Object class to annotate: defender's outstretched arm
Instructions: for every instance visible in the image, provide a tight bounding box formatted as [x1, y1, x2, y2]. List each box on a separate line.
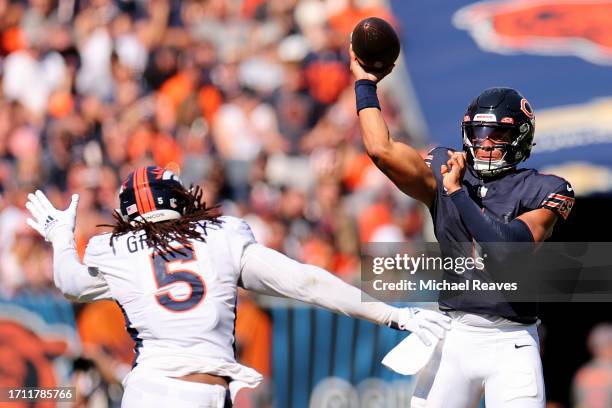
[239, 243, 397, 326]
[239, 243, 451, 344]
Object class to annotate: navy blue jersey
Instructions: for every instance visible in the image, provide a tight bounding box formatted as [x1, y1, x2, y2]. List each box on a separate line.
[425, 147, 575, 322]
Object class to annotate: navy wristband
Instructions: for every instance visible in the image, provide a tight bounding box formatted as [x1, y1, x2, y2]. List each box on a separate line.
[355, 79, 380, 113]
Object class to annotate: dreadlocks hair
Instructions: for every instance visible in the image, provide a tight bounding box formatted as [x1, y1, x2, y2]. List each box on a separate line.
[99, 184, 221, 258]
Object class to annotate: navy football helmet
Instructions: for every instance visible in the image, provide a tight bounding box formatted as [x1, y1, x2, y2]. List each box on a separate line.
[119, 166, 187, 223]
[462, 87, 535, 177]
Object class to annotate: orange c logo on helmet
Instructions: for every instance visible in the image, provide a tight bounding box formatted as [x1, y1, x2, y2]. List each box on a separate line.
[520, 98, 535, 118]
[453, 0, 612, 65]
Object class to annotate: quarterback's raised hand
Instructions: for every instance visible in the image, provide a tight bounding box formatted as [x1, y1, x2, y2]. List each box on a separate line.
[397, 307, 452, 346]
[25, 190, 80, 243]
[349, 45, 394, 83]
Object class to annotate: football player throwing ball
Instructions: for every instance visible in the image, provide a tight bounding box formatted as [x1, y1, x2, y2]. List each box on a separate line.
[350, 46, 574, 407]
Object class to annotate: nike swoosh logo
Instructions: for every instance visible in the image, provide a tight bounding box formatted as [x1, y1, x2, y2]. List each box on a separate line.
[514, 344, 531, 349]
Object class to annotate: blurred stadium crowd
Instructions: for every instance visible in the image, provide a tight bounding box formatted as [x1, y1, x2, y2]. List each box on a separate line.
[0, 0, 424, 406]
[0, 1, 610, 407]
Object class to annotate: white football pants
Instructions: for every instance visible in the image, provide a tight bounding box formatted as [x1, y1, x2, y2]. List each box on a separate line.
[411, 312, 545, 408]
[121, 370, 231, 408]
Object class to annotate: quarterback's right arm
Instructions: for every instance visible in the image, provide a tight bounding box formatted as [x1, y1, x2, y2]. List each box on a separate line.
[350, 47, 437, 207]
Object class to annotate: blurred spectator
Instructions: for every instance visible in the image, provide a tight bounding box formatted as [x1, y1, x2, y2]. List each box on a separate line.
[271, 60, 313, 155]
[3, 30, 66, 118]
[2, 221, 52, 296]
[235, 290, 272, 378]
[77, 301, 135, 369]
[572, 323, 612, 408]
[327, 0, 395, 38]
[212, 87, 286, 162]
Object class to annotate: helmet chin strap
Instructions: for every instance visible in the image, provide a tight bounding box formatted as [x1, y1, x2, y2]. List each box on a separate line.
[116, 208, 130, 222]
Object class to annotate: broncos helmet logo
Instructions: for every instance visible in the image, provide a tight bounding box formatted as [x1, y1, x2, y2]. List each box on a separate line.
[151, 166, 183, 184]
[453, 0, 612, 65]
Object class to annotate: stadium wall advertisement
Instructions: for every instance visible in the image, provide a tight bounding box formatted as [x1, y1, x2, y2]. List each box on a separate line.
[0, 297, 79, 407]
[270, 301, 413, 408]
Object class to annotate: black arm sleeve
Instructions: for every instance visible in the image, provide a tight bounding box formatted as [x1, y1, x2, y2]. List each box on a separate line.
[450, 189, 533, 260]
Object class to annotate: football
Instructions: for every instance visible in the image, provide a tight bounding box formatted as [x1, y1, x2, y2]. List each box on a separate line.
[351, 17, 400, 73]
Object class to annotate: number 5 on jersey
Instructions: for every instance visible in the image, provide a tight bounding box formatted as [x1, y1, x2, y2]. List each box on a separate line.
[150, 246, 206, 312]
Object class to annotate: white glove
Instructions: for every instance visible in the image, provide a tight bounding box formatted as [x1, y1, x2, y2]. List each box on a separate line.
[25, 190, 80, 244]
[397, 307, 451, 346]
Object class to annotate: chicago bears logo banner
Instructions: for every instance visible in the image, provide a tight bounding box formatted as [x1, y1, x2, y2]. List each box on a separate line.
[0, 302, 78, 408]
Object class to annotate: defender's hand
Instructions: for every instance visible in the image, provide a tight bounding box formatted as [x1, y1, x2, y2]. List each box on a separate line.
[397, 308, 451, 346]
[25, 190, 80, 243]
[441, 151, 467, 194]
[349, 45, 394, 83]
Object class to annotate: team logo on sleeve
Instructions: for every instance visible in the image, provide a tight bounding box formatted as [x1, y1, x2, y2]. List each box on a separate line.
[541, 192, 575, 219]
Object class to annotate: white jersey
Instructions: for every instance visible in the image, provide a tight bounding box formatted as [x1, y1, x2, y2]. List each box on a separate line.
[52, 213, 399, 402]
[82, 216, 263, 394]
